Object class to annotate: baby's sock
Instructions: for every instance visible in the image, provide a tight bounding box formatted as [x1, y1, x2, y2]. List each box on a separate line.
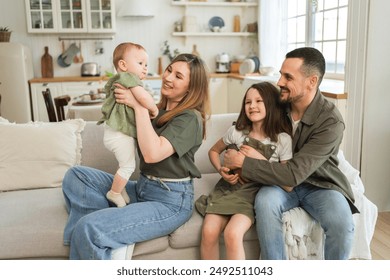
[106, 190, 126, 208]
[121, 189, 130, 204]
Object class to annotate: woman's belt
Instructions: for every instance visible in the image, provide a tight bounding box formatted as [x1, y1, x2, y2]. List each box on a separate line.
[145, 174, 191, 182]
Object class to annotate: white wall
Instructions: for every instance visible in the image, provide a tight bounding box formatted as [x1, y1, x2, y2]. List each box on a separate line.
[359, 0, 390, 211]
[0, 0, 258, 78]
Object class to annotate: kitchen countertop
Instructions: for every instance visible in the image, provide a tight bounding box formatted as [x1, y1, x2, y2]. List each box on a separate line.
[29, 73, 346, 100]
[28, 75, 162, 83]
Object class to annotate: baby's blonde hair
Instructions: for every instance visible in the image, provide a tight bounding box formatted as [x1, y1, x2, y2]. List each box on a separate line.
[112, 42, 145, 71]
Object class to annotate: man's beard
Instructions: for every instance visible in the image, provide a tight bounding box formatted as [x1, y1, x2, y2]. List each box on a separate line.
[279, 88, 304, 104]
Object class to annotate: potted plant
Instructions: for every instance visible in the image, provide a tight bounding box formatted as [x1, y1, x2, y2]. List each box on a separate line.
[0, 26, 12, 42]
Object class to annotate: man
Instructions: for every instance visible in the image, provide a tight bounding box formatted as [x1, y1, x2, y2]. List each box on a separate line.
[224, 47, 358, 260]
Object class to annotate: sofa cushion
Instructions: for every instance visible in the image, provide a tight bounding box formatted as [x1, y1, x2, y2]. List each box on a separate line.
[132, 236, 169, 258]
[0, 118, 85, 191]
[0, 188, 69, 259]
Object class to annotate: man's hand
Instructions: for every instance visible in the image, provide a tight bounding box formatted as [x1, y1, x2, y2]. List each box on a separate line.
[239, 145, 267, 160]
[223, 149, 245, 170]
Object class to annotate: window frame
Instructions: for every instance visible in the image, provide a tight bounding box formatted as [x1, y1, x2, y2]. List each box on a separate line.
[286, 0, 349, 80]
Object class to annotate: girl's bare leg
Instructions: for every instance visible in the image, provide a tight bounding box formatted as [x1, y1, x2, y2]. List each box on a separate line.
[200, 214, 229, 260]
[224, 214, 252, 260]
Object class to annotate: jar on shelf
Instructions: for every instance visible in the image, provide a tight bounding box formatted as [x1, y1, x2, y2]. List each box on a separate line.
[174, 21, 182, 32]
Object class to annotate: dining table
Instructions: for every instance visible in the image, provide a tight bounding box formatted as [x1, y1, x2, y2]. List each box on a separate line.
[66, 101, 103, 121]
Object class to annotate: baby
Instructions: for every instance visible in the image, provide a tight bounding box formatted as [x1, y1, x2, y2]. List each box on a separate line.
[98, 42, 158, 207]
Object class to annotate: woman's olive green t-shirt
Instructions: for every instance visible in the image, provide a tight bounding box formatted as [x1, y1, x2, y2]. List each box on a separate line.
[138, 109, 203, 179]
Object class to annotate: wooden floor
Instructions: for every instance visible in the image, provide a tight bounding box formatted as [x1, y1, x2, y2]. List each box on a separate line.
[370, 212, 390, 260]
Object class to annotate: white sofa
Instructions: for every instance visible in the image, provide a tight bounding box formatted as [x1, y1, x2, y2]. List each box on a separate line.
[0, 114, 377, 260]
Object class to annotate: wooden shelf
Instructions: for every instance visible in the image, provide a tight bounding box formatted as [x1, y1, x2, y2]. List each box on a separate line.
[171, 1, 258, 7]
[172, 32, 256, 37]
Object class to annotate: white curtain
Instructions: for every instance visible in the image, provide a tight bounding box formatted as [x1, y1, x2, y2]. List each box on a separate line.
[258, 0, 288, 70]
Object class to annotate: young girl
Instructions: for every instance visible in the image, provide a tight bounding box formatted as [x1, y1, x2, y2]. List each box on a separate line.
[195, 81, 292, 260]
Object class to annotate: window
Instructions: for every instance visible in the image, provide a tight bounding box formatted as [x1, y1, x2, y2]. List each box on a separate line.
[286, 0, 349, 78]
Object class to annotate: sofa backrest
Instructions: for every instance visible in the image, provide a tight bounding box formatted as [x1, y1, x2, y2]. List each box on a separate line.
[195, 113, 238, 174]
[80, 113, 239, 177]
[80, 122, 118, 175]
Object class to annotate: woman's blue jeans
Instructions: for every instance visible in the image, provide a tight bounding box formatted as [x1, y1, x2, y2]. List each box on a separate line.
[254, 183, 354, 260]
[62, 166, 194, 260]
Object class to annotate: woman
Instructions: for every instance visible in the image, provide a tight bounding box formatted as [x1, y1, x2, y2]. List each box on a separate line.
[62, 53, 210, 259]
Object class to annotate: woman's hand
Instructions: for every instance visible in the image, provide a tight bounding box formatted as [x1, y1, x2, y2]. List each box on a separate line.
[239, 145, 267, 160]
[113, 83, 141, 109]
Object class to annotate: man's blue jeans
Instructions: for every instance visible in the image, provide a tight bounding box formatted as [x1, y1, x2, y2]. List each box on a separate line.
[63, 166, 194, 259]
[254, 183, 354, 260]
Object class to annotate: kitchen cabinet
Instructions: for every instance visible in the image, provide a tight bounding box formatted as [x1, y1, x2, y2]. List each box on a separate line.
[171, 0, 258, 38]
[86, 0, 115, 33]
[25, 0, 115, 34]
[29, 79, 106, 121]
[25, 0, 57, 33]
[209, 77, 228, 114]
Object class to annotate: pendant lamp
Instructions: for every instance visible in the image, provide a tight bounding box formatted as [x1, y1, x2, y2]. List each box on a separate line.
[117, 0, 154, 17]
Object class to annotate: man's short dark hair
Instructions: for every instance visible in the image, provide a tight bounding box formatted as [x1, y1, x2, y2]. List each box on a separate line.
[286, 47, 326, 86]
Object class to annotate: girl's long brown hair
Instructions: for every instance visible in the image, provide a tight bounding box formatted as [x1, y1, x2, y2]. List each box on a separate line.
[157, 53, 211, 139]
[235, 82, 291, 142]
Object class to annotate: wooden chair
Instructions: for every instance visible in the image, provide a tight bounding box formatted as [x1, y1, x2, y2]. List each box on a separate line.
[42, 88, 57, 122]
[54, 95, 71, 121]
[42, 89, 71, 122]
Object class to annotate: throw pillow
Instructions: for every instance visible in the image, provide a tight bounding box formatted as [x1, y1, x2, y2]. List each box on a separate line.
[0, 118, 85, 191]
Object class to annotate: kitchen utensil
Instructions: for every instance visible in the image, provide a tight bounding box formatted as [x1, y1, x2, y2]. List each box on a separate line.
[57, 55, 70, 67]
[57, 43, 79, 67]
[41, 46, 53, 78]
[73, 43, 79, 63]
[81, 62, 101, 76]
[208, 16, 225, 32]
[233, 15, 241, 32]
[250, 56, 260, 72]
[230, 62, 241, 73]
[234, 54, 246, 62]
[216, 52, 230, 63]
[78, 42, 84, 63]
[216, 52, 230, 73]
[239, 58, 255, 75]
[239, 56, 260, 75]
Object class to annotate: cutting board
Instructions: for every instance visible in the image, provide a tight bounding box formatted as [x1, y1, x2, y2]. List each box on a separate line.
[41, 46, 54, 78]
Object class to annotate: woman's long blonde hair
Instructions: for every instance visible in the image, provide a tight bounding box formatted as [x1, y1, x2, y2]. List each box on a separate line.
[157, 53, 210, 139]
